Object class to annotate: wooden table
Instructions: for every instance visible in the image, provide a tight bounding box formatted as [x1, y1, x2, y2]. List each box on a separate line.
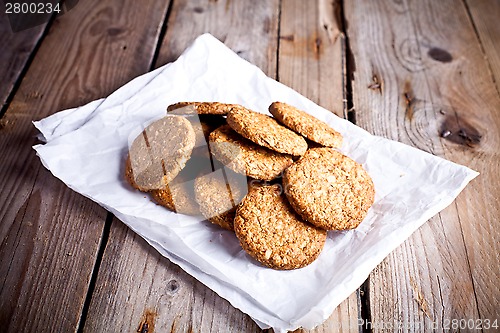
[1, 0, 499, 332]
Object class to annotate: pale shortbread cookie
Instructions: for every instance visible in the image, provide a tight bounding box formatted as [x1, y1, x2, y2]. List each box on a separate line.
[227, 107, 308, 156]
[128, 116, 195, 191]
[269, 101, 343, 148]
[209, 125, 293, 181]
[283, 148, 375, 230]
[234, 184, 327, 270]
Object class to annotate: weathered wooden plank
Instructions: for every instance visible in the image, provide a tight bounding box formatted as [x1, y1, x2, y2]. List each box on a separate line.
[83, 0, 279, 332]
[0, 11, 46, 111]
[156, 0, 279, 76]
[345, 0, 500, 329]
[278, 0, 345, 118]
[465, 0, 500, 95]
[278, 0, 359, 332]
[0, 0, 173, 331]
[83, 221, 263, 333]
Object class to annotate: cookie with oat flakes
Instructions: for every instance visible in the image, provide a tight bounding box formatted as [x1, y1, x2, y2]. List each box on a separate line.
[269, 101, 343, 148]
[283, 148, 374, 230]
[227, 107, 308, 156]
[208, 125, 293, 181]
[234, 184, 326, 270]
[194, 169, 247, 231]
[167, 102, 246, 115]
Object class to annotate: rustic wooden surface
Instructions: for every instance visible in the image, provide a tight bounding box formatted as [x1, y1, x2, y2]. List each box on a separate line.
[0, 10, 46, 111]
[345, 0, 500, 330]
[0, 0, 498, 332]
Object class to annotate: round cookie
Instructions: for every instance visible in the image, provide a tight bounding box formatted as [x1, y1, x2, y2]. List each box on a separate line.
[227, 107, 308, 156]
[209, 125, 293, 181]
[128, 115, 195, 191]
[283, 148, 375, 230]
[269, 102, 343, 148]
[167, 102, 245, 115]
[234, 184, 327, 270]
[194, 169, 247, 230]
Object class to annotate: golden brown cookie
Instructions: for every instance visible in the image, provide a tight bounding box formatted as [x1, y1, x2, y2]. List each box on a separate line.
[194, 169, 247, 230]
[167, 102, 245, 115]
[234, 184, 327, 270]
[283, 148, 375, 230]
[209, 125, 293, 181]
[227, 107, 308, 156]
[150, 182, 200, 216]
[269, 102, 343, 148]
[128, 116, 195, 191]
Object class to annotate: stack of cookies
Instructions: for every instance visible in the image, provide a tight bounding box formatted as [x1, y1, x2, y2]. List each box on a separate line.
[125, 101, 375, 270]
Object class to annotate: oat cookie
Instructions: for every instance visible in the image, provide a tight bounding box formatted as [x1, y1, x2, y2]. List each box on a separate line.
[283, 148, 375, 230]
[269, 102, 343, 148]
[149, 159, 206, 215]
[227, 107, 308, 156]
[234, 184, 327, 270]
[128, 115, 195, 191]
[209, 125, 293, 181]
[194, 169, 247, 230]
[167, 102, 245, 115]
[150, 180, 200, 216]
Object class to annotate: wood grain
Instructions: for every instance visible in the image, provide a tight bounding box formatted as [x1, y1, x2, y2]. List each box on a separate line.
[156, 0, 280, 77]
[278, 0, 359, 332]
[0, 11, 46, 111]
[83, 0, 279, 332]
[465, 0, 500, 95]
[279, 0, 345, 118]
[345, 0, 500, 329]
[83, 221, 263, 333]
[0, 0, 172, 331]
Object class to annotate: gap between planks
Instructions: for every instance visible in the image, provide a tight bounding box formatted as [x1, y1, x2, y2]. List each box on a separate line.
[339, 0, 372, 330]
[0, 0, 61, 119]
[73, 0, 176, 330]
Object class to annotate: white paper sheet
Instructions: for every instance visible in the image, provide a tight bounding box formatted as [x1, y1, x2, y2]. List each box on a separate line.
[33, 33, 478, 332]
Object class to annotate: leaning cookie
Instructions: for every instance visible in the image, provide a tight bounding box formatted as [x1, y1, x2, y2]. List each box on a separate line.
[194, 170, 247, 230]
[234, 184, 327, 270]
[283, 148, 375, 230]
[149, 169, 200, 216]
[128, 115, 195, 191]
[227, 107, 308, 156]
[209, 125, 293, 181]
[167, 102, 245, 115]
[269, 102, 343, 148]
